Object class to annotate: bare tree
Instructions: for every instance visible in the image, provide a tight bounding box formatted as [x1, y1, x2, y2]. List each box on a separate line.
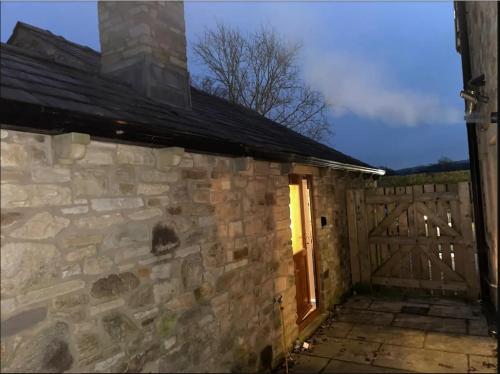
[193, 23, 332, 142]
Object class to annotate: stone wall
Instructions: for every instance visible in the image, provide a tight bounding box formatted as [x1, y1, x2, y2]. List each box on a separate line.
[465, 1, 498, 309]
[0, 128, 354, 372]
[312, 169, 353, 307]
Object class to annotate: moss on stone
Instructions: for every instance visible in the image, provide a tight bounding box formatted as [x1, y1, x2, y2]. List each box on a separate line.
[157, 313, 177, 337]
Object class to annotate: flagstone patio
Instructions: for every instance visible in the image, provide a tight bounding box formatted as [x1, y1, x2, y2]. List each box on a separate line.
[286, 295, 497, 373]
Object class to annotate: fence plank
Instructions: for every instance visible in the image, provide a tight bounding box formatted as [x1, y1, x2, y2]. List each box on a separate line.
[413, 185, 428, 281]
[436, 184, 451, 296]
[415, 203, 460, 237]
[385, 187, 399, 278]
[375, 187, 389, 269]
[347, 179, 478, 298]
[424, 184, 440, 293]
[447, 183, 464, 283]
[347, 190, 361, 285]
[366, 194, 412, 204]
[417, 245, 464, 282]
[373, 246, 412, 277]
[365, 195, 378, 271]
[370, 202, 411, 237]
[423, 184, 437, 237]
[354, 189, 371, 285]
[406, 186, 419, 280]
[396, 186, 411, 280]
[458, 182, 480, 300]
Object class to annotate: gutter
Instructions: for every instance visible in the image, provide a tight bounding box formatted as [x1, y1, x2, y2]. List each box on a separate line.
[303, 156, 385, 175]
[454, 2, 491, 304]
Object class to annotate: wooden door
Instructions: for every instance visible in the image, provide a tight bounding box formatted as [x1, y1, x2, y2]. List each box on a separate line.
[293, 250, 312, 320]
[289, 176, 315, 321]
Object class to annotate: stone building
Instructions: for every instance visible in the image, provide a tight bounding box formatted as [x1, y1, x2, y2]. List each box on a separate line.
[0, 2, 383, 372]
[455, 1, 498, 310]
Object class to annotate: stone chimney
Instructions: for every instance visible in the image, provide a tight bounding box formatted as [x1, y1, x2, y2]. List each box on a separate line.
[98, 1, 191, 109]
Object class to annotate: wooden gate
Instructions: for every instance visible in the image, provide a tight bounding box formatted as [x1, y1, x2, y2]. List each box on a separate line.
[347, 182, 480, 300]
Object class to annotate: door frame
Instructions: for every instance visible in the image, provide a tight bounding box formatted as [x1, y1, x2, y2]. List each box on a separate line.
[289, 174, 322, 331]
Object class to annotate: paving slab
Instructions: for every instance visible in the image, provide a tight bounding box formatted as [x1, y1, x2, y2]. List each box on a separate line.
[424, 332, 497, 356]
[369, 300, 429, 313]
[323, 322, 353, 338]
[469, 355, 498, 373]
[348, 324, 426, 348]
[306, 336, 380, 365]
[468, 317, 490, 336]
[374, 344, 468, 373]
[300, 295, 491, 374]
[342, 296, 373, 310]
[392, 313, 466, 334]
[406, 297, 469, 306]
[337, 309, 395, 326]
[322, 359, 409, 373]
[428, 304, 481, 320]
[290, 354, 329, 373]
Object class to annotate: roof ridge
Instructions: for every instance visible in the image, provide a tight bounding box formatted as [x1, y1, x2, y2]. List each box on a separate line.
[9, 21, 100, 57]
[0, 42, 130, 89]
[1, 42, 198, 119]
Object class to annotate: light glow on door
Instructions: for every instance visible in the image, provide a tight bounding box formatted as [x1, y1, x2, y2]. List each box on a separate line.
[289, 176, 318, 324]
[289, 184, 304, 254]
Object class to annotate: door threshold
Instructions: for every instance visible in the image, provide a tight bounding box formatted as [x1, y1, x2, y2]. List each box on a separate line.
[303, 303, 317, 320]
[298, 311, 328, 341]
[298, 307, 321, 332]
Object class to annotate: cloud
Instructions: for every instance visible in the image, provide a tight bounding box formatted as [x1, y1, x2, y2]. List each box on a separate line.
[255, 3, 463, 127]
[303, 51, 462, 126]
[186, 2, 463, 127]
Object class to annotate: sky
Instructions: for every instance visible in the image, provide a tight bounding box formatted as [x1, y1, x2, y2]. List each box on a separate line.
[0, 1, 469, 169]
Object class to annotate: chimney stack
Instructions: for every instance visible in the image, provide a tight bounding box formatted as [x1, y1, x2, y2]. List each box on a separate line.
[98, 1, 191, 109]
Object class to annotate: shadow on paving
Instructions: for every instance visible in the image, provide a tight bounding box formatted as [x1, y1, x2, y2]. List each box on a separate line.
[277, 294, 497, 373]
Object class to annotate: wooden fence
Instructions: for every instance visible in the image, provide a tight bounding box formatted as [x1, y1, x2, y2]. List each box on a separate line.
[347, 182, 480, 300]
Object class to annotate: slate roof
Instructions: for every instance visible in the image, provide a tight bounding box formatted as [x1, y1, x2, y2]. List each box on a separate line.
[0, 22, 382, 173]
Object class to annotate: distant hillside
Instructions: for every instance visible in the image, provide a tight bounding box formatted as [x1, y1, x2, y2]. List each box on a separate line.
[377, 160, 471, 187]
[385, 160, 470, 176]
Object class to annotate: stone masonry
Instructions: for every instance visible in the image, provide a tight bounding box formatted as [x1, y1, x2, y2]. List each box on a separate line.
[464, 1, 498, 309]
[0, 129, 355, 372]
[99, 2, 191, 108]
[312, 169, 353, 309]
